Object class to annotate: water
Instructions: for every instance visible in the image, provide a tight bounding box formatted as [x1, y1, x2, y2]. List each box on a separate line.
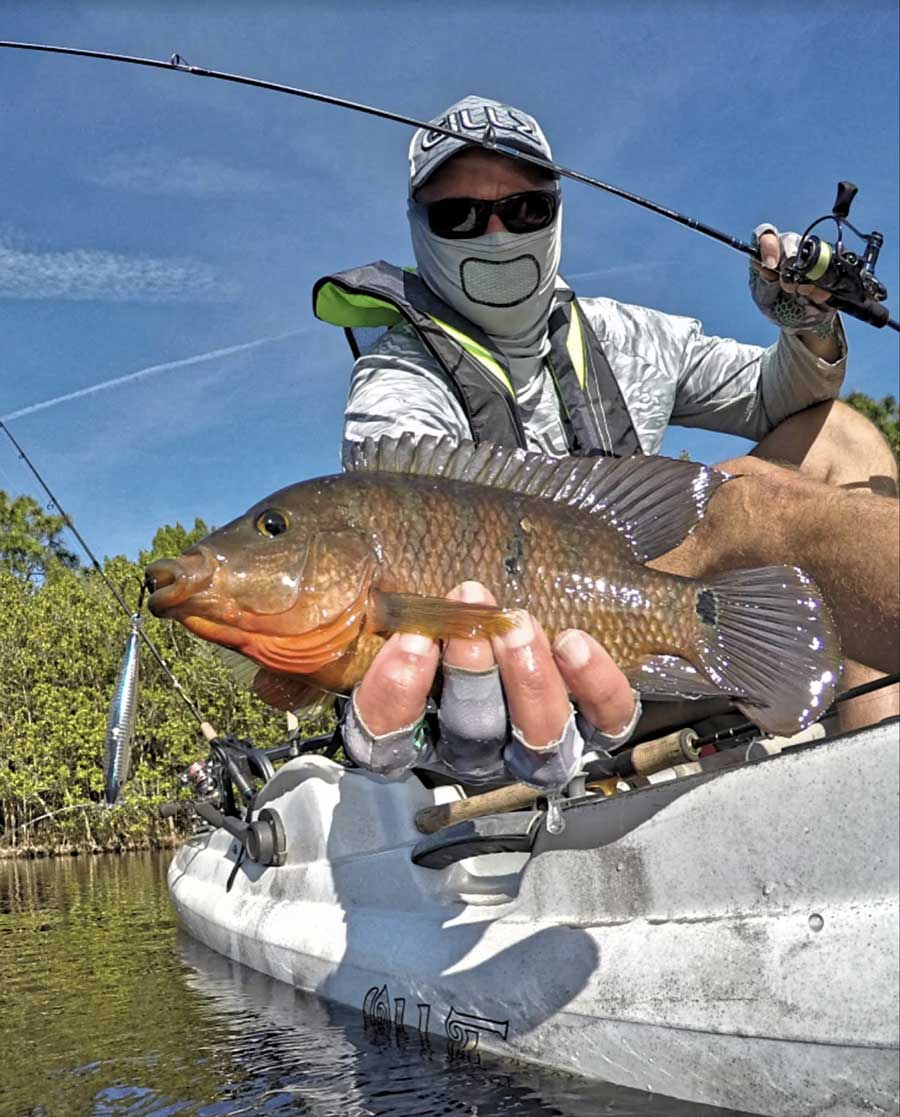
[0, 853, 747, 1117]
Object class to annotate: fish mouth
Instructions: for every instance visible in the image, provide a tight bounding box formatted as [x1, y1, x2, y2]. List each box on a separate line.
[145, 548, 214, 616]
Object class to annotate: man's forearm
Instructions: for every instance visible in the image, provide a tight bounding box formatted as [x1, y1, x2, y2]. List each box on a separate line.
[652, 462, 900, 674]
[798, 322, 842, 363]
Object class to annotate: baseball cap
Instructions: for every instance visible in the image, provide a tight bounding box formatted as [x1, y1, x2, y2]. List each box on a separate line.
[409, 95, 556, 193]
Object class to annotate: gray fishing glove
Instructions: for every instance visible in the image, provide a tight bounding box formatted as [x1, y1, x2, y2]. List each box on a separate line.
[503, 708, 587, 790]
[341, 686, 431, 778]
[439, 668, 643, 790]
[434, 663, 508, 784]
[576, 690, 643, 753]
[749, 224, 838, 335]
[345, 667, 640, 791]
[503, 690, 642, 790]
[438, 663, 589, 791]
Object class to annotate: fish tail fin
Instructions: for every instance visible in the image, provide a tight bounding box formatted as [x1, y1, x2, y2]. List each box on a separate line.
[690, 565, 842, 736]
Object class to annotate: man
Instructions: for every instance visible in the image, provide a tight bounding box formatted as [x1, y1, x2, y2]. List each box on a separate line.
[314, 96, 898, 787]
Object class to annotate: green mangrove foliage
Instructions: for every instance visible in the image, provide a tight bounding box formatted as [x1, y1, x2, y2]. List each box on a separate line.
[0, 491, 79, 582]
[843, 392, 900, 463]
[0, 515, 332, 854]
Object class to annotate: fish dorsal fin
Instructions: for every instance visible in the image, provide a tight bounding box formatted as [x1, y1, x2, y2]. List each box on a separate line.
[342, 435, 728, 561]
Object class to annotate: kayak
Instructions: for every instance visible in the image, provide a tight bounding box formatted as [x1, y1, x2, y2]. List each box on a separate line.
[168, 717, 900, 1116]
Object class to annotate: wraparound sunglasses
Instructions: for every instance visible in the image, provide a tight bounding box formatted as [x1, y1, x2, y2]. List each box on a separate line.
[418, 189, 560, 239]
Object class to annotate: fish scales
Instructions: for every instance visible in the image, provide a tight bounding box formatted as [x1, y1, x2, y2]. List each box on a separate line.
[324, 472, 697, 669]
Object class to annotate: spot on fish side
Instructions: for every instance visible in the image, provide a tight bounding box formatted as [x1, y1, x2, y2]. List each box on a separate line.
[696, 588, 718, 626]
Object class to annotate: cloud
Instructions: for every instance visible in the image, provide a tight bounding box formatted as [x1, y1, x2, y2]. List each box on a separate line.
[1, 329, 307, 422]
[0, 235, 237, 303]
[80, 147, 281, 198]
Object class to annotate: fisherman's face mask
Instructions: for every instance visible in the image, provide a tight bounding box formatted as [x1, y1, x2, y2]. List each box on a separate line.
[408, 198, 562, 341]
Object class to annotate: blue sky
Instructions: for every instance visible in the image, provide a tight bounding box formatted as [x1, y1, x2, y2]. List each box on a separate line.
[1, 2, 898, 563]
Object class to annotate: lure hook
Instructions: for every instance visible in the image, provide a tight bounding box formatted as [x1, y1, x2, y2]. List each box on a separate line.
[119, 574, 148, 616]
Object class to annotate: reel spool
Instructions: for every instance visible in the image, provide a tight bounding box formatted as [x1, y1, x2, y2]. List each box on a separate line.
[783, 181, 892, 327]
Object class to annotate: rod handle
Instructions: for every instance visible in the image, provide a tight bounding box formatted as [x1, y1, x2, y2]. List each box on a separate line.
[415, 782, 538, 835]
[413, 728, 704, 834]
[628, 729, 699, 776]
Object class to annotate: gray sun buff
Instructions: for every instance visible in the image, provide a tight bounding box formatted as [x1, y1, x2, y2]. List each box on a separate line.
[408, 202, 562, 345]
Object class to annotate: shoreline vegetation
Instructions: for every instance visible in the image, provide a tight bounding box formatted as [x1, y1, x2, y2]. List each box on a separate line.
[0, 516, 330, 858]
[0, 833, 182, 860]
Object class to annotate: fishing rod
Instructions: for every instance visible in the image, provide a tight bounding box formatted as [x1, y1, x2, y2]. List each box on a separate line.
[1, 39, 897, 332]
[0, 419, 207, 728]
[693, 670, 900, 751]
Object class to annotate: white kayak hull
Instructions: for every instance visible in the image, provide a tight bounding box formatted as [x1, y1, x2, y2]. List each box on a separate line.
[169, 720, 900, 1116]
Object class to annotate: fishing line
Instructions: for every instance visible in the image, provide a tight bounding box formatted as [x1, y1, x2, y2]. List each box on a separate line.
[1, 39, 896, 331]
[0, 801, 101, 842]
[0, 419, 206, 726]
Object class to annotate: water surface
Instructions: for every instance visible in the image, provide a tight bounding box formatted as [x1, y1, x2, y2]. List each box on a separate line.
[1, 853, 748, 1116]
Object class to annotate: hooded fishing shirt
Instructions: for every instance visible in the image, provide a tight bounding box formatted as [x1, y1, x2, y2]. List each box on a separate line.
[340, 280, 848, 457]
[340, 92, 847, 455]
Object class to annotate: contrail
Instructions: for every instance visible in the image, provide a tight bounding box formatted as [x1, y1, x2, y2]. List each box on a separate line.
[565, 262, 667, 283]
[1, 328, 306, 421]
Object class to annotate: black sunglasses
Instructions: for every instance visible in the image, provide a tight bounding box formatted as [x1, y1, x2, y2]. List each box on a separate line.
[419, 189, 559, 240]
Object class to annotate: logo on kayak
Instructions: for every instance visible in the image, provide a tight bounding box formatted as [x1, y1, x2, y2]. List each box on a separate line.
[363, 984, 509, 1056]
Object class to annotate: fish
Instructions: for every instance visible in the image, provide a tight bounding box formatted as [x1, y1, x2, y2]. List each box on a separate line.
[145, 435, 841, 735]
[103, 613, 142, 806]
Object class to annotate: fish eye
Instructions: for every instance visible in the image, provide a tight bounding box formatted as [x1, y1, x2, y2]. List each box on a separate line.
[255, 509, 290, 538]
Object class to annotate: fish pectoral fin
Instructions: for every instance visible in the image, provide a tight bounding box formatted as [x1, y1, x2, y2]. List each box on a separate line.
[212, 646, 336, 715]
[212, 645, 261, 688]
[370, 588, 515, 641]
[252, 669, 336, 716]
[626, 655, 744, 701]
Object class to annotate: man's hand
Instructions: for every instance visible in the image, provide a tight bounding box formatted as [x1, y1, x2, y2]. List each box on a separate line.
[348, 580, 637, 786]
[750, 224, 841, 362]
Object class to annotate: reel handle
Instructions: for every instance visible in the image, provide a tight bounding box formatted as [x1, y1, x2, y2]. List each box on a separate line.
[832, 181, 858, 220]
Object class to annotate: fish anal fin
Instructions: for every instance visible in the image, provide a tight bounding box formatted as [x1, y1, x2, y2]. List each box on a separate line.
[370, 588, 515, 641]
[626, 654, 740, 701]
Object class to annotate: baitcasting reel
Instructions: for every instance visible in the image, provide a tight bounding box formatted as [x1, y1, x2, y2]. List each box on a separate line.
[783, 181, 892, 328]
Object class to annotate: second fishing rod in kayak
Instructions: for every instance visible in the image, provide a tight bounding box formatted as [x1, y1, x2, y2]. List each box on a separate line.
[0, 39, 897, 333]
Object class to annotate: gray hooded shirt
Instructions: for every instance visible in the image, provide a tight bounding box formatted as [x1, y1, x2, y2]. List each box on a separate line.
[343, 283, 847, 456]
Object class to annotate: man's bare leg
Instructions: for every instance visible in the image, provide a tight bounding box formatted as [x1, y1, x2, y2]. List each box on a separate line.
[750, 398, 899, 497]
[651, 461, 900, 730]
[746, 401, 898, 728]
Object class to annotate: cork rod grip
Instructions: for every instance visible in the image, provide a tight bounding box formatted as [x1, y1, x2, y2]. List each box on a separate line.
[415, 782, 539, 834]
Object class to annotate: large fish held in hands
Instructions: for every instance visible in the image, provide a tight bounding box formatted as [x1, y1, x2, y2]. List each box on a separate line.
[145, 436, 841, 735]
